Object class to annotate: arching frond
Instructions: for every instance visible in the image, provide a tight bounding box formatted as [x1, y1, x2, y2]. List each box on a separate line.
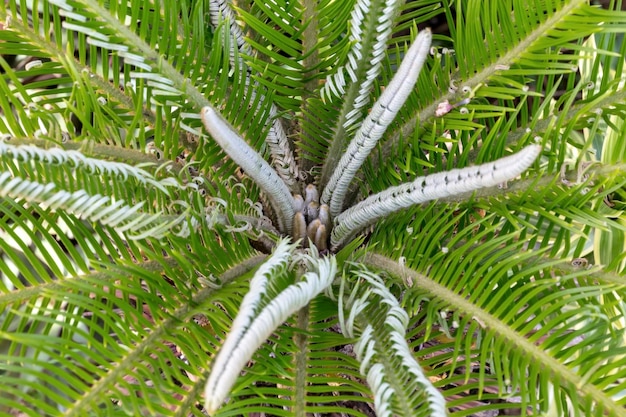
[205, 251, 337, 414]
[0, 206, 264, 415]
[364, 207, 626, 416]
[333, 144, 541, 249]
[339, 266, 447, 417]
[385, 0, 626, 162]
[1, 0, 626, 416]
[321, 29, 432, 216]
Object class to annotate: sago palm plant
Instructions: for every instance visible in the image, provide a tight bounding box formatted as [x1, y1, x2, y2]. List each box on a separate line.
[1, 0, 626, 415]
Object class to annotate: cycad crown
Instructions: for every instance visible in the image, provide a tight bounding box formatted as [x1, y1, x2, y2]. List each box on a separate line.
[0, 0, 625, 416]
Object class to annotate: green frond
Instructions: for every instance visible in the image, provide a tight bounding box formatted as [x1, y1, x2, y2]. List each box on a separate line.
[2, 0, 626, 415]
[228, 0, 305, 112]
[1, 230, 265, 415]
[380, 0, 626, 173]
[0, 0, 276, 171]
[365, 228, 626, 416]
[208, 0, 303, 188]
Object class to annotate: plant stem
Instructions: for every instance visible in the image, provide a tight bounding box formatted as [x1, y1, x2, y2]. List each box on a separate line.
[293, 305, 310, 417]
[298, 0, 321, 177]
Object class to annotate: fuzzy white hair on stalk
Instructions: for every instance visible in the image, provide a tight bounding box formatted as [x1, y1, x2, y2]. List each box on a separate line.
[200, 106, 295, 233]
[331, 145, 542, 249]
[322, 29, 433, 217]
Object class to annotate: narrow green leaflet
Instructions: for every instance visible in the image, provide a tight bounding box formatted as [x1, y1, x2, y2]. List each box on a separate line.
[0, 0, 625, 416]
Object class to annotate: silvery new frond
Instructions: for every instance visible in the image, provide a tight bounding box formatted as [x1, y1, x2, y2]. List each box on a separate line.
[331, 145, 542, 249]
[200, 106, 295, 234]
[343, 270, 447, 417]
[204, 251, 337, 415]
[204, 239, 295, 414]
[222, 238, 295, 344]
[0, 142, 172, 193]
[322, 29, 432, 217]
[208, 0, 301, 188]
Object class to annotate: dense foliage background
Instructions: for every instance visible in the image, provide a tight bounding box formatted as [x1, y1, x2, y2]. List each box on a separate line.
[1, 0, 626, 416]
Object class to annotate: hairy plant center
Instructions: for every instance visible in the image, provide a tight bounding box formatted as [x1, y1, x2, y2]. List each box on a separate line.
[291, 183, 331, 253]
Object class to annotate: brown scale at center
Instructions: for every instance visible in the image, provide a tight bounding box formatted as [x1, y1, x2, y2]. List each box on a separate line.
[292, 184, 331, 252]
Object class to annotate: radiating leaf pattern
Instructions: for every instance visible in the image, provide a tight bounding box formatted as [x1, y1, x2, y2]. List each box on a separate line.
[0, 0, 625, 416]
